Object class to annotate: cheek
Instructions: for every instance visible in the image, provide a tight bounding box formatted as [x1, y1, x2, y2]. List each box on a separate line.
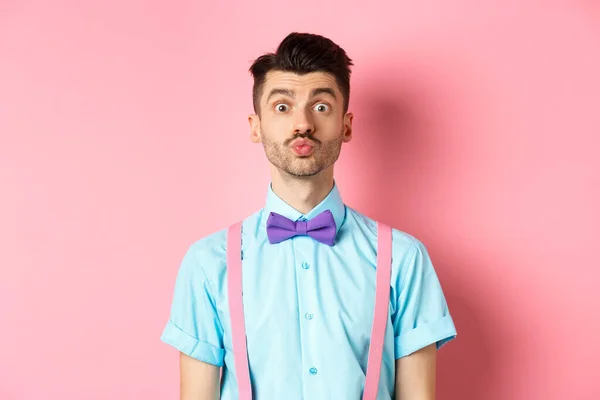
[258, 122, 277, 142]
[261, 117, 288, 134]
[317, 116, 344, 134]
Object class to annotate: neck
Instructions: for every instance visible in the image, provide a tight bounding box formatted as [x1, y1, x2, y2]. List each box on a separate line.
[270, 167, 335, 215]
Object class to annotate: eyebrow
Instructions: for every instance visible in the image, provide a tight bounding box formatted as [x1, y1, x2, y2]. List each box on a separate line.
[266, 88, 295, 102]
[266, 87, 337, 102]
[310, 87, 337, 99]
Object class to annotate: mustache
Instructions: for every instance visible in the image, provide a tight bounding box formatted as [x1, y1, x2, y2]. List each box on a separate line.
[284, 131, 321, 146]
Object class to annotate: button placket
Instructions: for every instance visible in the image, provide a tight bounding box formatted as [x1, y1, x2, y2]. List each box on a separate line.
[303, 259, 320, 386]
[301, 263, 314, 322]
[295, 236, 321, 394]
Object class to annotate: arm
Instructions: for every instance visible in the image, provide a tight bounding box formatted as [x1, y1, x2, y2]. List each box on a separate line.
[391, 239, 456, 399]
[394, 343, 437, 400]
[160, 244, 226, 400]
[180, 352, 221, 400]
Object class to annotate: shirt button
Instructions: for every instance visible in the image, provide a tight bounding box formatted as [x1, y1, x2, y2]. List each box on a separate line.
[305, 312, 314, 320]
[309, 367, 318, 375]
[301, 262, 310, 270]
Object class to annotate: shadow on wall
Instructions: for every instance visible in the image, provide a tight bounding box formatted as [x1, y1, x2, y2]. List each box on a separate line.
[347, 63, 507, 400]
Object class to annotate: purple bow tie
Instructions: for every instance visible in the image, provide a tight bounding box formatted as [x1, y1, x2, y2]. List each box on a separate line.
[266, 210, 337, 246]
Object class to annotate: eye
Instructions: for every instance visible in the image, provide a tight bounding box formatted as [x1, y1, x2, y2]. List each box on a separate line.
[314, 103, 329, 112]
[275, 103, 289, 113]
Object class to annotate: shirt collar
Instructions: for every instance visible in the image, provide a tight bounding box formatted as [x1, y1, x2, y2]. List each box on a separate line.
[262, 180, 346, 236]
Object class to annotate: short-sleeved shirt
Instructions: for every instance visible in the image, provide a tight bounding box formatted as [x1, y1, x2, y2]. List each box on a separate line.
[161, 182, 457, 399]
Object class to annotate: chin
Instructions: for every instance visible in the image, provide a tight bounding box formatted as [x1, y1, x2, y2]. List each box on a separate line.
[285, 167, 323, 177]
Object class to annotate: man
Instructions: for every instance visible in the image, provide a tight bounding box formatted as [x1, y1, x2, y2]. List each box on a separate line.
[161, 32, 457, 400]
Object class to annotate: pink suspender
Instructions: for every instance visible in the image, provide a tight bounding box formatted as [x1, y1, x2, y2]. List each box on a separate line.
[362, 222, 392, 399]
[226, 221, 252, 400]
[226, 221, 392, 400]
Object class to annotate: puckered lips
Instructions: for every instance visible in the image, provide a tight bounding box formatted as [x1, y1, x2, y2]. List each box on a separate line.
[289, 138, 315, 156]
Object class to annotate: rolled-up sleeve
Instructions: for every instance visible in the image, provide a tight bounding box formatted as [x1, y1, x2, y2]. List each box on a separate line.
[160, 245, 225, 367]
[392, 240, 457, 359]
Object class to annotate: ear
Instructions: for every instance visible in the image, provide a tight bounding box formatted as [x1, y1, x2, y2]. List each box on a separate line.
[248, 113, 262, 143]
[342, 112, 353, 143]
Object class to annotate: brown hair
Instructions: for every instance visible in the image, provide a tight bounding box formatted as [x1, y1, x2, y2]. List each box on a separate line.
[249, 32, 353, 114]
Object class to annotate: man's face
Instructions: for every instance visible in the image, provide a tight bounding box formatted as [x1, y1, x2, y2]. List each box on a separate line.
[249, 71, 353, 177]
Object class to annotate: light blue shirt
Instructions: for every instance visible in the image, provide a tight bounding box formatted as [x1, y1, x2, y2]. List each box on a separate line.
[161, 182, 457, 399]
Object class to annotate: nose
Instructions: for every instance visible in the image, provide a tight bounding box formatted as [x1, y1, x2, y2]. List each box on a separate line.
[292, 109, 314, 136]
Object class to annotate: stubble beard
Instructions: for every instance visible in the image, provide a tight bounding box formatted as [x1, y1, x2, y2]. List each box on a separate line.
[261, 128, 344, 177]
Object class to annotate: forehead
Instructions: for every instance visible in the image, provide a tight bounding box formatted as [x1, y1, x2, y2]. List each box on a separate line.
[262, 70, 340, 99]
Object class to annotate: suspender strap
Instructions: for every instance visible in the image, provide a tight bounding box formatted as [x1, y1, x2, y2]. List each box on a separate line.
[362, 222, 392, 400]
[226, 221, 252, 400]
[226, 221, 392, 400]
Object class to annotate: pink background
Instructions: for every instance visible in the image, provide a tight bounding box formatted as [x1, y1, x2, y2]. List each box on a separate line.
[1, 1, 599, 399]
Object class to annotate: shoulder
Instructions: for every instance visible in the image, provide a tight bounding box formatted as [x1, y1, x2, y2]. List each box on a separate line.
[345, 206, 430, 278]
[186, 227, 228, 263]
[345, 206, 424, 254]
[183, 209, 263, 276]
